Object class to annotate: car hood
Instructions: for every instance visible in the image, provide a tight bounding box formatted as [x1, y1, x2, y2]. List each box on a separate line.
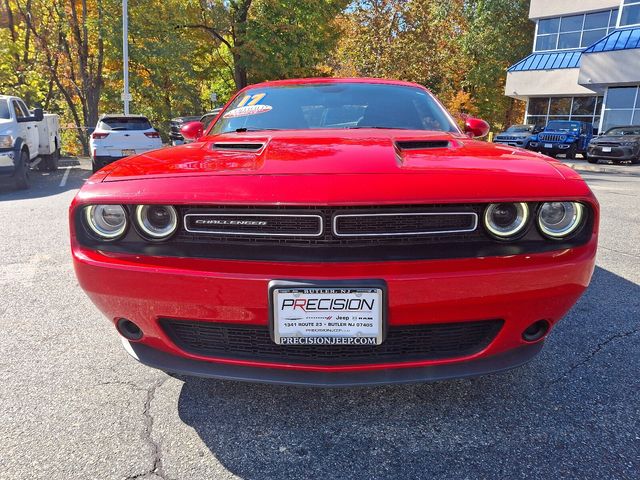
[0, 118, 13, 132]
[539, 130, 575, 136]
[592, 135, 640, 144]
[103, 130, 567, 181]
[496, 132, 531, 138]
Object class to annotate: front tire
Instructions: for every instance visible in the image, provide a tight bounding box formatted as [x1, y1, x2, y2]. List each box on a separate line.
[15, 150, 31, 190]
[566, 144, 577, 160]
[587, 157, 599, 164]
[631, 155, 640, 165]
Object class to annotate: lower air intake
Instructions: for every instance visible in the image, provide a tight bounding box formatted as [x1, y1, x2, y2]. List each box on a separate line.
[160, 319, 503, 365]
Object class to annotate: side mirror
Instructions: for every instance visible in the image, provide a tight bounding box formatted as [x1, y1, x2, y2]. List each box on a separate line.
[180, 121, 204, 141]
[464, 117, 490, 138]
[33, 108, 44, 122]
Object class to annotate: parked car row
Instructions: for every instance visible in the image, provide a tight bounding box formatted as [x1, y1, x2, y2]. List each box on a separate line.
[494, 120, 640, 164]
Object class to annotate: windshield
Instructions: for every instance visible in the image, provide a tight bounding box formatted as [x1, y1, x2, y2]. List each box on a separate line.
[98, 117, 152, 131]
[605, 127, 640, 136]
[506, 125, 533, 133]
[0, 100, 10, 120]
[210, 83, 458, 134]
[546, 121, 581, 133]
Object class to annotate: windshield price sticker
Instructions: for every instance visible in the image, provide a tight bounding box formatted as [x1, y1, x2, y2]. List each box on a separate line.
[224, 92, 272, 119]
[272, 287, 384, 345]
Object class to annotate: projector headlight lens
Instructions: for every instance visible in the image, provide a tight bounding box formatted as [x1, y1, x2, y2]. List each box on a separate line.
[484, 203, 529, 239]
[135, 205, 178, 239]
[84, 205, 127, 239]
[538, 202, 584, 238]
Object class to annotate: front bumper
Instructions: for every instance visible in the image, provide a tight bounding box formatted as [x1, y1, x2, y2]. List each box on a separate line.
[0, 148, 16, 176]
[494, 139, 527, 148]
[529, 143, 573, 154]
[587, 145, 640, 160]
[124, 338, 545, 386]
[73, 238, 597, 385]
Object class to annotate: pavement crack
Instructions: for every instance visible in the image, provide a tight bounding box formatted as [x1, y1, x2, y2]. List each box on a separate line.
[96, 380, 147, 392]
[546, 328, 640, 385]
[600, 246, 640, 260]
[125, 377, 169, 480]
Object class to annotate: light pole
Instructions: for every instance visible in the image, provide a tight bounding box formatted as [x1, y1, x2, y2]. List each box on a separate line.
[122, 0, 131, 114]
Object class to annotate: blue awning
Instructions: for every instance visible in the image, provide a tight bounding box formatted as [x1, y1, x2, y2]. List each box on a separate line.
[507, 51, 583, 72]
[583, 27, 640, 53]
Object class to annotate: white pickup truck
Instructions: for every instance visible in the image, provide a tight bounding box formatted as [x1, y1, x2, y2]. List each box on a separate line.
[0, 95, 61, 189]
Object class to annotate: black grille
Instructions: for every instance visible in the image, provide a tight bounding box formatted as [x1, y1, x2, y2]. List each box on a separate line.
[539, 133, 566, 143]
[334, 212, 476, 236]
[160, 319, 503, 365]
[177, 205, 484, 246]
[184, 213, 322, 236]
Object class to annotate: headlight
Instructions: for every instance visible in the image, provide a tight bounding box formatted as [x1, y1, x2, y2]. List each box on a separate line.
[0, 135, 14, 149]
[538, 202, 584, 239]
[84, 205, 127, 239]
[134, 205, 178, 239]
[484, 203, 530, 239]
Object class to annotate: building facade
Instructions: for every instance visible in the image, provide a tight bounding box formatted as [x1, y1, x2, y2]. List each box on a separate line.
[505, 0, 640, 133]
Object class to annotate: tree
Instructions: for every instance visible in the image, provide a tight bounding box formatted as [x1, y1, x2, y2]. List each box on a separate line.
[335, 0, 533, 129]
[461, 0, 533, 129]
[178, 0, 349, 90]
[14, 0, 116, 154]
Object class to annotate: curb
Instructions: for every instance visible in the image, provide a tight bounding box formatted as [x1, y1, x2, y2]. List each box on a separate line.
[561, 161, 640, 177]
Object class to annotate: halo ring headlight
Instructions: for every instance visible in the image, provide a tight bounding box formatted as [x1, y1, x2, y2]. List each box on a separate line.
[84, 205, 127, 240]
[538, 202, 584, 239]
[135, 205, 178, 240]
[484, 203, 530, 239]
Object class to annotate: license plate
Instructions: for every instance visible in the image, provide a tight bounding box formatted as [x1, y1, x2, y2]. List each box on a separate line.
[121, 149, 136, 156]
[602, 147, 612, 153]
[270, 283, 384, 346]
[544, 143, 553, 149]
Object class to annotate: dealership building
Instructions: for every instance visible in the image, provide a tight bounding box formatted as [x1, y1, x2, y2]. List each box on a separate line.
[506, 0, 640, 133]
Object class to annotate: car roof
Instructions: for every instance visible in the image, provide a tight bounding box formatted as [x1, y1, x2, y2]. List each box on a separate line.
[239, 77, 427, 91]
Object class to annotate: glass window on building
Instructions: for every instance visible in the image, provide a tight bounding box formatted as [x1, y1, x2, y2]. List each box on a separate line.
[526, 96, 603, 130]
[620, 1, 640, 27]
[602, 86, 640, 131]
[534, 9, 619, 51]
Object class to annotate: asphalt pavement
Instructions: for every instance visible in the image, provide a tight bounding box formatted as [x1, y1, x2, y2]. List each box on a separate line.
[0, 158, 638, 480]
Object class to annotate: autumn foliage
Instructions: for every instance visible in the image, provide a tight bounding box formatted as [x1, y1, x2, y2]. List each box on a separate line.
[0, 0, 532, 154]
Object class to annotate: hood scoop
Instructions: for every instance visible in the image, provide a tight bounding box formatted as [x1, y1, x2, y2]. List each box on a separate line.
[395, 140, 451, 150]
[212, 142, 265, 152]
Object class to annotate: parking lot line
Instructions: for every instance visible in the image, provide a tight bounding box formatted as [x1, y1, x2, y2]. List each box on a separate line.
[59, 167, 72, 187]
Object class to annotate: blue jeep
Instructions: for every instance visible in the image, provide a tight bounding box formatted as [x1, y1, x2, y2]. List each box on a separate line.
[528, 120, 593, 159]
[493, 124, 539, 149]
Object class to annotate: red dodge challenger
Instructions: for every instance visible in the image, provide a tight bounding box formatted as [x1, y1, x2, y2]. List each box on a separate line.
[70, 78, 598, 386]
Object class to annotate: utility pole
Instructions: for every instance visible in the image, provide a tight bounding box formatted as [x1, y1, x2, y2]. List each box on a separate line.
[122, 0, 131, 114]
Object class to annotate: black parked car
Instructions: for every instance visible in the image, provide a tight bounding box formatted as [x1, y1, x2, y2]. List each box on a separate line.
[169, 116, 201, 146]
[587, 126, 640, 164]
[199, 108, 223, 130]
[169, 110, 223, 146]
